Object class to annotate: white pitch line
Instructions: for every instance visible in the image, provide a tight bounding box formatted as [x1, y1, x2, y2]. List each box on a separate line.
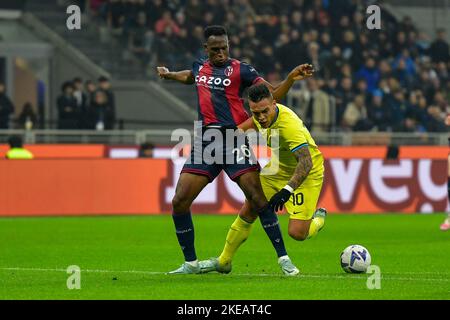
[1, 267, 449, 282]
[0, 267, 164, 275]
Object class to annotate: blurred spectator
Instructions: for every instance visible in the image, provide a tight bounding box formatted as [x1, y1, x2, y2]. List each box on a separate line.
[6, 135, 33, 159]
[73, 77, 88, 128]
[387, 90, 409, 131]
[155, 26, 180, 69]
[147, 0, 167, 28]
[17, 103, 38, 130]
[89, 90, 115, 130]
[155, 11, 180, 35]
[185, 0, 204, 27]
[233, 0, 256, 29]
[378, 59, 393, 81]
[429, 29, 450, 64]
[0, 82, 14, 129]
[426, 105, 447, 132]
[343, 94, 371, 131]
[106, 0, 126, 33]
[335, 77, 355, 126]
[368, 90, 390, 131]
[129, 11, 154, 65]
[85, 80, 97, 107]
[298, 78, 330, 133]
[355, 57, 380, 94]
[98, 76, 116, 114]
[139, 142, 155, 158]
[254, 45, 280, 75]
[57, 81, 79, 129]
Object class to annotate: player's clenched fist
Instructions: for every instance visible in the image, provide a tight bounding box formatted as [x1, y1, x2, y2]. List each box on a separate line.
[288, 64, 315, 81]
[269, 186, 294, 212]
[157, 66, 170, 79]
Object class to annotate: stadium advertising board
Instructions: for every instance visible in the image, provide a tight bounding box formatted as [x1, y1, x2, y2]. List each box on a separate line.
[0, 146, 446, 216]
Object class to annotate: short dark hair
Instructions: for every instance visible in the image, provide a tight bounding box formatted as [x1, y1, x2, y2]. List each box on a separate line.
[73, 77, 82, 83]
[248, 84, 272, 103]
[8, 135, 23, 148]
[98, 76, 109, 83]
[140, 142, 155, 150]
[61, 81, 73, 92]
[204, 25, 227, 40]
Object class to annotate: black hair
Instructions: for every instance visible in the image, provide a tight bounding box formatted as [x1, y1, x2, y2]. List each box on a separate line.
[140, 142, 155, 150]
[61, 81, 73, 92]
[73, 77, 82, 83]
[8, 135, 23, 148]
[247, 84, 272, 103]
[98, 76, 109, 83]
[204, 25, 227, 40]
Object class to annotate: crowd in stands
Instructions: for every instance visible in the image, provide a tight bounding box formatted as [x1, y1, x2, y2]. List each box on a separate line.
[57, 76, 116, 130]
[0, 82, 41, 130]
[0, 77, 116, 130]
[81, 0, 449, 133]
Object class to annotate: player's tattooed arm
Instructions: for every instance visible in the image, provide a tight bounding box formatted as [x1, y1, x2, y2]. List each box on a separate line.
[156, 67, 195, 84]
[287, 146, 313, 190]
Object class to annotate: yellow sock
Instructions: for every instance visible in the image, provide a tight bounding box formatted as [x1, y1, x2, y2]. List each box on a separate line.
[307, 217, 324, 239]
[218, 216, 253, 266]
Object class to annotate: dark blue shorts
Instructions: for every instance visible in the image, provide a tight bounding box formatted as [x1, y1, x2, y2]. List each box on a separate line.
[181, 126, 260, 182]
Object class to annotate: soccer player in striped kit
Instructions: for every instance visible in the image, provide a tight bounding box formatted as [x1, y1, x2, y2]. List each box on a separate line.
[157, 25, 314, 275]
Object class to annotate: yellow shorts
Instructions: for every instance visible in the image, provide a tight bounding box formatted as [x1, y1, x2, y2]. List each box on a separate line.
[260, 174, 324, 220]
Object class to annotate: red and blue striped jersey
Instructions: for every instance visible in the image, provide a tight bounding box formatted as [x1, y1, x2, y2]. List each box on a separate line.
[192, 58, 264, 127]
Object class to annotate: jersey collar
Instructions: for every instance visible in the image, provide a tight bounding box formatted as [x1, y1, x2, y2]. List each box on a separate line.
[268, 105, 279, 128]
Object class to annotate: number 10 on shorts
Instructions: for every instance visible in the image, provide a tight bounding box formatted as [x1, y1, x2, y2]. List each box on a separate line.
[292, 192, 304, 206]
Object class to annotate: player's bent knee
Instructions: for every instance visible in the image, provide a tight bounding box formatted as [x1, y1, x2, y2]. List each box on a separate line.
[249, 195, 268, 211]
[288, 228, 308, 241]
[246, 185, 268, 210]
[289, 232, 308, 241]
[240, 210, 257, 223]
[172, 195, 191, 213]
[237, 173, 268, 210]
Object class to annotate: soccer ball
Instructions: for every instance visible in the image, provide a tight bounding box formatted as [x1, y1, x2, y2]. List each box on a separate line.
[340, 245, 371, 273]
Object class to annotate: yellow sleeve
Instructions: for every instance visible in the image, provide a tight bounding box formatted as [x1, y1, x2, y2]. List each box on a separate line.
[280, 114, 309, 152]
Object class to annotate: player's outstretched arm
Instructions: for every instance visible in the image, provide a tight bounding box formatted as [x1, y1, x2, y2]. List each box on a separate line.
[268, 146, 313, 211]
[263, 64, 314, 101]
[156, 66, 195, 85]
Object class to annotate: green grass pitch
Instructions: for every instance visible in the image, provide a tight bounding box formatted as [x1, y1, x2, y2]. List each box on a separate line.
[0, 214, 449, 300]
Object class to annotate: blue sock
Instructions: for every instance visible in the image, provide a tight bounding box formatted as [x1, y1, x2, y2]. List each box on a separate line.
[258, 205, 287, 258]
[172, 212, 197, 262]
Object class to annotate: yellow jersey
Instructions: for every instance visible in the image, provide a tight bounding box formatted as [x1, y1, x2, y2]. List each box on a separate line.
[253, 103, 324, 180]
[6, 148, 34, 159]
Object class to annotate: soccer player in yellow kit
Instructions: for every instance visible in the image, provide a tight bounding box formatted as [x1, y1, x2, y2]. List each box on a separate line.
[200, 83, 326, 275]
